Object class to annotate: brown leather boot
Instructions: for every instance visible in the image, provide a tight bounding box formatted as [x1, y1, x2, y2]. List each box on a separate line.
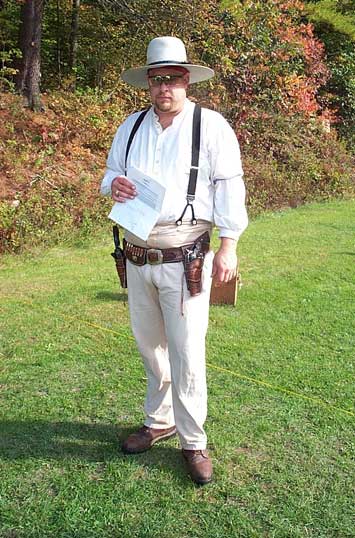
[122, 425, 177, 454]
[182, 449, 213, 485]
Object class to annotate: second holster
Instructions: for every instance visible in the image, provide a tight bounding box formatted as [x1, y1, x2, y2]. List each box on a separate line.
[111, 225, 127, 288]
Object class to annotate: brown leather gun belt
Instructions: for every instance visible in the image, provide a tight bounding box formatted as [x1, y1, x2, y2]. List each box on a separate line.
[123, 231, 210, 266]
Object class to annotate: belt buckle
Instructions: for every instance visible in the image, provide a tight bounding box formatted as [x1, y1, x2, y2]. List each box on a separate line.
[146, 248, 164, 265]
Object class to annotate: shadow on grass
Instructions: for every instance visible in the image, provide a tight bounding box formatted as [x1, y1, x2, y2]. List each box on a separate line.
[0, 421, 188, 483]
[95, 291, 127, 302]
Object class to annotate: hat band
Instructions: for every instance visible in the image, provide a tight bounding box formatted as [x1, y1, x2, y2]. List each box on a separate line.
[148, 60, 189, 66]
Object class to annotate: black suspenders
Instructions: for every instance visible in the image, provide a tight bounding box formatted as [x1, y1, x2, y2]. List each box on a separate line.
[125, 104, 202, 226]
[124, 108, 149, 174]
[176, 103, 201, 226]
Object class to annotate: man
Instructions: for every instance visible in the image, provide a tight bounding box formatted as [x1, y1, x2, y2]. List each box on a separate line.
[101, 36, 248, 485]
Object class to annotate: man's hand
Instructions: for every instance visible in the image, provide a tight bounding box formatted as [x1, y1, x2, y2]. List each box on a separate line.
[111, 176, 137, 203]
[212, 238, 237, 283]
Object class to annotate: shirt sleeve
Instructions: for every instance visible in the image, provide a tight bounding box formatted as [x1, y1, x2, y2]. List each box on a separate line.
[207, 112, 248, 241]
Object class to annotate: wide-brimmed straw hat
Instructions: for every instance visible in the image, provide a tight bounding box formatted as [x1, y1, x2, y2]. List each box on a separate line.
[121, 36, 214, 88]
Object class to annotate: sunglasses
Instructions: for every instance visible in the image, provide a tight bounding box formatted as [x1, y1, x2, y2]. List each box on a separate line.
[148, 74, 186, 87]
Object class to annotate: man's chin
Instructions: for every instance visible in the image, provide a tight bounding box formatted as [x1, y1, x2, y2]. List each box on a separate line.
[155, 102, 172, 112]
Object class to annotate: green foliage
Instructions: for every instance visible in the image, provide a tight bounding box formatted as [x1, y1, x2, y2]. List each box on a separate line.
[242, 112, 355, 215]
[304, 0, 355, 148]
[0, 0, 21, 91]
[207, 0, 330, 120]
[306, 0, 355, 39]
[0, 0, 20, 48]
[0, 181, 111, 253]
[327, 44, 355, 148]
[0, 48, 20, 91]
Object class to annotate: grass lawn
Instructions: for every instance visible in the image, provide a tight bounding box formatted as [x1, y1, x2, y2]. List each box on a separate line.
[0, 199, 354, 538]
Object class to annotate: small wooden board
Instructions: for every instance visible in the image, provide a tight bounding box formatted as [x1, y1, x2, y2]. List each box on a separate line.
[210, 272, 241, 306]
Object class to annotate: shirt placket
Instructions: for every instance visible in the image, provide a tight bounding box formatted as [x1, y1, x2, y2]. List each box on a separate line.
[153, 122, 165, 177]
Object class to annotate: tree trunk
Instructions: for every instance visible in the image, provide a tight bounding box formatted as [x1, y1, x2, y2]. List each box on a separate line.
[69, 0, 80, 87]
[16, 0, 45, 112]
[56, 0, 62, 85]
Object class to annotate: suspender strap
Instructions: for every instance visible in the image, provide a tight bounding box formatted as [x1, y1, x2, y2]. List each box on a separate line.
[124, 108, 149, 173]
[188, 103, 202, 200]
[176, 103, 201, 226]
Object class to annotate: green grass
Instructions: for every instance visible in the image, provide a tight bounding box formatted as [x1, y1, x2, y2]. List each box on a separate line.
[0, 200, 354, 538]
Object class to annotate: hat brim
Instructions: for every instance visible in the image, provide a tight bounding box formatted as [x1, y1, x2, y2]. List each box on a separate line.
[121, 63, 214, 88]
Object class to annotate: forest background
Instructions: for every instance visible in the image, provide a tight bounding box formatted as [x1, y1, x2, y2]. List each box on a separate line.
[0, 0, 354, 253]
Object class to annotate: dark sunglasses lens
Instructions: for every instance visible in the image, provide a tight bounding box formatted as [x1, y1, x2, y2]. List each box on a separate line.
[150, 75, 183, 86]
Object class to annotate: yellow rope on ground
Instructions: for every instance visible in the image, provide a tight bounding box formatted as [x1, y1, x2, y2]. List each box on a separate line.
[206, 363, 355, 418]
[57, 307, 355, 419]
[60, 312, 127, 338]
[14, 299, 355, 418]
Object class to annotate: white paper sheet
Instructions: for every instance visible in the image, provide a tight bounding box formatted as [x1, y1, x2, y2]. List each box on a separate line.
[108, 167, 166, 241]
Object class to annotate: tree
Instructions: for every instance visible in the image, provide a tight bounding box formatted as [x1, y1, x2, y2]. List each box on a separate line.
[69, 0, 80, 77]
[16, 0, 45, 111]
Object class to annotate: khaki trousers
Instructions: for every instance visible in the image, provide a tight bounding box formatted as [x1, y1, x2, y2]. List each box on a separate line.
[126, 229, 213, 450]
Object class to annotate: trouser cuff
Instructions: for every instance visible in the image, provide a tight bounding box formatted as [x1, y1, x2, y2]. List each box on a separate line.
[180, 442, 207, 451]
[144, 419, 175, 430]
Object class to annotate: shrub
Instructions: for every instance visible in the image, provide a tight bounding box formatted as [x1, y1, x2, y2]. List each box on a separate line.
[0, 92, 118, 253]
[0, 178, 112, 253]
[0, 92, 354, 254]
[242, 112, 355, 215]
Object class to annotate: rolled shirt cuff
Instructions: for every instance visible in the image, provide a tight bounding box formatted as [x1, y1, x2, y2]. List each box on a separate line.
[100, 169, 119, 196]
[218, 228, 240, 241]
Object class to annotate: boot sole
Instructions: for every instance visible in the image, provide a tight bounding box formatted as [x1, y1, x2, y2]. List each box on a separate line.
[192, 475, 213, 486]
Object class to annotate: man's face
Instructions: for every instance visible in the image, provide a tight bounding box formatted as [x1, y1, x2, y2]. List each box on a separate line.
[147, 67, 189, 115]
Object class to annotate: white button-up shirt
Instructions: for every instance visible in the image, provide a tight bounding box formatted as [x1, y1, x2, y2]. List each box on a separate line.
[101, 98, 248, 240]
